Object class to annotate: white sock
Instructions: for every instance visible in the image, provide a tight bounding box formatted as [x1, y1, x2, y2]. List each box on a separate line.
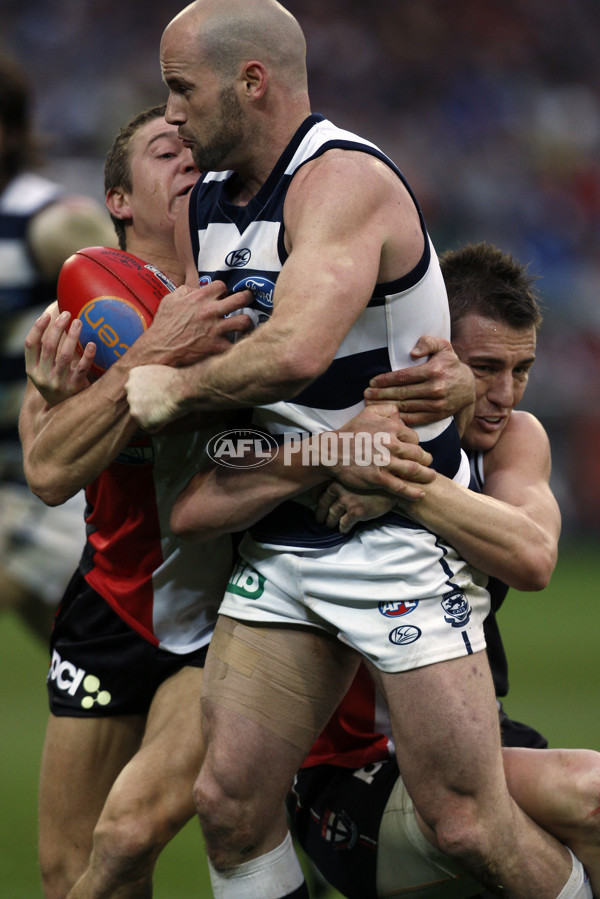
[207, 831, 306, 898]
[555, 847, 593, 899]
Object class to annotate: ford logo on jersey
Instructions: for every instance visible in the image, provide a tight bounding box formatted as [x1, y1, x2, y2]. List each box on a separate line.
[389, 625, 421, 645]
[379, 600, 418, 617]
[233, 276, 275, 309]
[225, 248, 251, 267]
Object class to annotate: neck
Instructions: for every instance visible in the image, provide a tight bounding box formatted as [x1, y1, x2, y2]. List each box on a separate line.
[125, 235, 184, 287]
[229, 105, 311, 205]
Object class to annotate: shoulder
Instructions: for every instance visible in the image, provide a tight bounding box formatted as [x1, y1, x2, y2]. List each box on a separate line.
[484, 411, 551, 478]
[500, 410, 549, 445]
[284, 148, 421, 258]
[289, 147, 407, 207]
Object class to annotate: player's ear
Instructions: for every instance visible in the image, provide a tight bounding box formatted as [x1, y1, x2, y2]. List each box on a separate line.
[242, 61, 267, 100]
[106, 187, 132, 222]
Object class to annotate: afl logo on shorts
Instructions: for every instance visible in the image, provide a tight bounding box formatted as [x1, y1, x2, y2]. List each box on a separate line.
[79, 297, 146, 369]
[389, 625, 421, 645]
[379, 600, 418, 618]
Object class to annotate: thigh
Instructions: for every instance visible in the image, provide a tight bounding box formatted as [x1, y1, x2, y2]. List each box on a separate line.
[201, 616, 360, 794]
[377, 651, 506, 822]
[97, 666, 205, 831]
[39, 712, 144, 880]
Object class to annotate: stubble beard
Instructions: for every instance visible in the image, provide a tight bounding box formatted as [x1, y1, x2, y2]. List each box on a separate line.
[191, 84, 245, 173]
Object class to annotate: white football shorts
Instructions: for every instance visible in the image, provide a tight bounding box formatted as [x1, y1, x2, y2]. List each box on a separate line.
[219, 522, 490, 673]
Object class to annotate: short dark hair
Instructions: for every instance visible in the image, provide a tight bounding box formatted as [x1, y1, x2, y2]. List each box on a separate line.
[0, 55, 42, 179]
[103, 103, 167, 250]
[440, 242, 543, 333]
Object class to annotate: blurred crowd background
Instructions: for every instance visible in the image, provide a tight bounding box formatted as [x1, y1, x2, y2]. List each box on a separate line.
[2, 0, 599, 535]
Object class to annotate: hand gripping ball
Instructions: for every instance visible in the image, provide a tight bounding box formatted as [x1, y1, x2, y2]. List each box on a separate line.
[57, 246, 176, 379]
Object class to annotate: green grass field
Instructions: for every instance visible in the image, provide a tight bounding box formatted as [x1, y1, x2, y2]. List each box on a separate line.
[1, 538, 598, 897]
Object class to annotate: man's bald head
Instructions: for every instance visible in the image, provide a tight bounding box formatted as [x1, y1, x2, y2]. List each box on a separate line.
[163, 0, 307, 90]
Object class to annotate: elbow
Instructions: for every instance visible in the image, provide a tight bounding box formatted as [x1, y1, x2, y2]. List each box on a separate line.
[170, 504, 200, 541]
[25, 465, 75, 508]
[275, 356, 326, 398]
[171, 480, 213, 542]
[510, 546, 557, 592]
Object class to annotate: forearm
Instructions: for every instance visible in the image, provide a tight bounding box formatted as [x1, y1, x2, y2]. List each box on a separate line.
[21, 335, 171, 505]
[396, 476, 557, 590]
[22, 370, 137, 505]
[173, 321, 324, 415]
[171, 453, 325, 541]
[172, 406, 434, 541]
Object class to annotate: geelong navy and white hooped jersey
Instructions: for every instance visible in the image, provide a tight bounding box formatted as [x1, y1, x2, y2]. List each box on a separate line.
[189, 114, 467, 549]
[0, 172, 63, 482]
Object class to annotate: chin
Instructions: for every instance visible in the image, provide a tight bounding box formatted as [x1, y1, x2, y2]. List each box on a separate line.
[463, 428, 502, 454]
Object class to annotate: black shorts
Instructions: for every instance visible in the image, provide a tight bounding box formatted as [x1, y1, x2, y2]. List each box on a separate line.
[499, 702, 548, 749]
[287, 759, 400, 899]
[47, 570, 208, 717]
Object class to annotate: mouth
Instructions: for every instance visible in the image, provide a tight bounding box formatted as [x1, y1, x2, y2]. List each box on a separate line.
[178, 133, 194, 148]
[176, 183, 194, 198]
[475, 414, 507, 432]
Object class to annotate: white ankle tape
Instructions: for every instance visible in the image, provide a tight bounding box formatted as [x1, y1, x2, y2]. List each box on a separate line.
[208, 832, 305, 899]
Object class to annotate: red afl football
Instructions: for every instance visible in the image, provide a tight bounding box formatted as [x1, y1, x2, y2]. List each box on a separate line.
[57, 246, 176, 379]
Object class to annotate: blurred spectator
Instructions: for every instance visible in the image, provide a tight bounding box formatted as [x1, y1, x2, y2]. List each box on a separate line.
[0, 52, 116, 639]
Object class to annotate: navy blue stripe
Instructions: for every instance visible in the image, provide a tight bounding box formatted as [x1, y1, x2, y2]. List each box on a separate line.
[462, 630, 473, 654]
[249, 501, 352, 547]
[372, 235, 431, 298]
[0, 216, 29, 238]
[248, 500, 419, 548]
[421, 422, 462, 479]
[0, 355, 26, 379]
[292, 347, 391, 410]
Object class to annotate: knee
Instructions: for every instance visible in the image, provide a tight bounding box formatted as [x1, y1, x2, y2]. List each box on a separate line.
[40, 838, 86, 899]
[415, 781, 510, 873]
[40, 856, 72, 899]
[193, 764, 261, 869]
[429, 796, 492, 867]
[91, 803, 171, 880]
[559, 750, 600, 842]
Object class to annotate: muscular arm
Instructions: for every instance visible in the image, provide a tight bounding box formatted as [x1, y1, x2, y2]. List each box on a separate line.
[171, 404, 435, 540]
[126, 152, 425, 428]
[20, 285, 252, 505]
[321, 412, 560, 591]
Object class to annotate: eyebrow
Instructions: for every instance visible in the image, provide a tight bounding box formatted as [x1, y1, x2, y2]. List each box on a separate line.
[470, 353, 536, 366]
[146, 131, 180, 148]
